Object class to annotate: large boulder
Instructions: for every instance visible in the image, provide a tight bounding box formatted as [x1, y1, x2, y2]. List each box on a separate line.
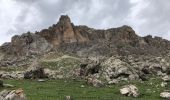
[102, 57, 139, 82]
[24, 62, 47, 79]
[160, 92, 170, 99]
[120, 84, 140, 97]
[0, 89, 27, 100]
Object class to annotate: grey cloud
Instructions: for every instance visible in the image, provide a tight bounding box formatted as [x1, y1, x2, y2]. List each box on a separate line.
[135, 0, 170, 38]
[8, 0, 133, 35]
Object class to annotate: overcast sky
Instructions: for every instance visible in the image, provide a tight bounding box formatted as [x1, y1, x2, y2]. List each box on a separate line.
[0, 0, 170, 45]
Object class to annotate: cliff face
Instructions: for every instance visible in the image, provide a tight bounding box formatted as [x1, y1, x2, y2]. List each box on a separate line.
[0, 15, 170, 57]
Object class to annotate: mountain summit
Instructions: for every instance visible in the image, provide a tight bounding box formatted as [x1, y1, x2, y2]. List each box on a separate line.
[0, 15, 170, 58]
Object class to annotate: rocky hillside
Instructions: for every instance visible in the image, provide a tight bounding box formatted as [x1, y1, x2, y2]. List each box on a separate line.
[0, 15, 170, 83]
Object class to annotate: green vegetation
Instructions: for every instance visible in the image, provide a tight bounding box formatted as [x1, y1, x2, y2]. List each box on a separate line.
[1, 78, 169, 100]
[40, 55, 81, 70]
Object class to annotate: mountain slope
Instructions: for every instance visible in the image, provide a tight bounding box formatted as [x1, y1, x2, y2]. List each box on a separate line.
[0, 15, 170, 66]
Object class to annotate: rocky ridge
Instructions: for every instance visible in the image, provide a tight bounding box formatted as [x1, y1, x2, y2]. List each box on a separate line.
[0, 15, 170, 84]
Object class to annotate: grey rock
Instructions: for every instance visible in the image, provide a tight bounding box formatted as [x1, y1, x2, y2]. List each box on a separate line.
[24, 61, 47, 79]
[160, 92, 170, 99]
[120, 84, 140, 97]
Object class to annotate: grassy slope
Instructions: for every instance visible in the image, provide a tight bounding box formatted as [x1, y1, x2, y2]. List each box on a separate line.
[1, 79, 169, 100]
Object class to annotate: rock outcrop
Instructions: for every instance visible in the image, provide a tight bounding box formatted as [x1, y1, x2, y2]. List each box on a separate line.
[1, 15, 170, 58]
[24, 61, 47, 79]
[0, 15, 170, 84]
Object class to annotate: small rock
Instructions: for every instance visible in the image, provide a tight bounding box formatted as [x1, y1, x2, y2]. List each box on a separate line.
[37, 79, 46, 82]
[81, 85, 85, 88]
[65, 95, 71, 100]
[160, 92, 170, 99]
[120, 84, 140, 97]
[161, 82, 167, 87]
[3, 84, 15, 88]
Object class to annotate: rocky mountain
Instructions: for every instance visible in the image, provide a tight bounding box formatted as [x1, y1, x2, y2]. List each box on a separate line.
[1, 15, 170, 58]
[0, 15, 170, 83]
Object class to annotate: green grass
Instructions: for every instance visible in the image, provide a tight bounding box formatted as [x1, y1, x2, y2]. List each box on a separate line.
[40, 55, 81, 71]
[1, 78, 169, 100]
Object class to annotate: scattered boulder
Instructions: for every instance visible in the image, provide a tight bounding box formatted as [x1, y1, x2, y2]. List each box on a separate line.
[120, 84, 140, 97]
[24, 61, 47, 79]
[0, 88, 27, 100]
[162, 75, 170, 82]
[160, 92, 170, 99]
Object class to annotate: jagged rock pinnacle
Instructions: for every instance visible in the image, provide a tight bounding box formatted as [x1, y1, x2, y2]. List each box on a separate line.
[58, 15, 71, 24]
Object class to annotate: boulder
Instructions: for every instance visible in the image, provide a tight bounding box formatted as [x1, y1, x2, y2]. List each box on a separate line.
[160, 92, 170, 99]
[162, 75, 170, 82]
[120, 84, 140, 97]
[24, 62, 47, 79]
[0, 89, 26, 100]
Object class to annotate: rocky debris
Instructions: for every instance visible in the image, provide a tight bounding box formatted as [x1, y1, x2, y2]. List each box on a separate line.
[160, 92, 170, 99]
[0, 89, 27, 100]
[86, 77, 103, 87]
[0, 71, 24, 79]
[108, 79, 119, 85]
[24, 62, 47, 79]
[0, 80, 3, 87]
[162, 75, 170, 82]
[120, 84, 140, 97]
